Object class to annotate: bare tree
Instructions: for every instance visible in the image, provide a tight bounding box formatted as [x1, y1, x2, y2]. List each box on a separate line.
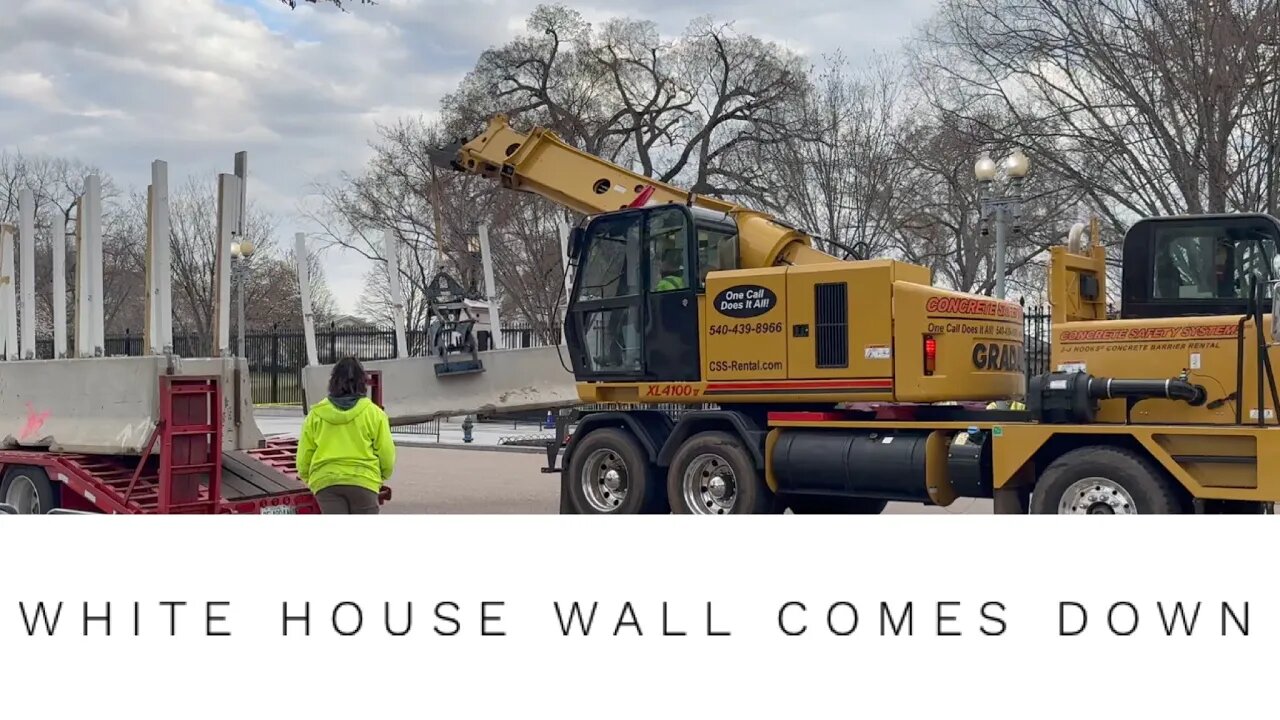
[116, 175, 335, 342]
[440, 4, 811, 205]
[304, 118, 521, 332]
[891, 106, 1089, 300]
[915, 0, 1280, 226]
[0, 151, 120, 343]
[750, 51, 910, 259]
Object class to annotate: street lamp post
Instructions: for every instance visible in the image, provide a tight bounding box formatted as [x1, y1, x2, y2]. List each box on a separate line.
[975, 148, 1031, 300]
[230, 239, 255, 358]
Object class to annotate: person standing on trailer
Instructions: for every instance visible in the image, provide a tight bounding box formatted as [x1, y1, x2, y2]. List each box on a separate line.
[296, 357, 396, 514]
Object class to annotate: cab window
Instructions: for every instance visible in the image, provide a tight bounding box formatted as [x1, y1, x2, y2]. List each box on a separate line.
[696, 225, 738, 289]
[577, 212, 642, 302]
[1151, 225, 1274, 301]
[647, 206, 690, 293]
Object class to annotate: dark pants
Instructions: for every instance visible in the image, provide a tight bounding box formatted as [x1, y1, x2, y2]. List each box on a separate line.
[316, 485, 380, 514]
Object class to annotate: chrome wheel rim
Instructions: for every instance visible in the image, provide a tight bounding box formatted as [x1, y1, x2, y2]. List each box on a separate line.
[1058, 477, 1136, 514]
[581, 448, 628, 512]
[4, 475, 42, 514]
[683, 453, 737, 515]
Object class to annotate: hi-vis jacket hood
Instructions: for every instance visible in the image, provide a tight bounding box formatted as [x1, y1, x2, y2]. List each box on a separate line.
[295, 396, 396, 495]
[313, 394, 368, 422]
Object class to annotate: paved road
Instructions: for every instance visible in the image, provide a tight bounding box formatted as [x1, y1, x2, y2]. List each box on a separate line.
[379, 445, 993, 514]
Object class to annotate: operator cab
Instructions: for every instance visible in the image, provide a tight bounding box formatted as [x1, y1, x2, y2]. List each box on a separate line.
[564, 203, 739, 382]
[1121, 213, 1280, 320]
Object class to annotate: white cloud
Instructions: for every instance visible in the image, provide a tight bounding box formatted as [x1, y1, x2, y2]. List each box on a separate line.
[0, 0, 937, 315]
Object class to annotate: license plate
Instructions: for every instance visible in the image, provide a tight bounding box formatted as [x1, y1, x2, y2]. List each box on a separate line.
[260, 505, 297, 515]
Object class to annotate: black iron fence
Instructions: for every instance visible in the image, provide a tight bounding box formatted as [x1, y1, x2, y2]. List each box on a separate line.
[24, 309, 1053, 406]
[1024, 304, 1052, 378]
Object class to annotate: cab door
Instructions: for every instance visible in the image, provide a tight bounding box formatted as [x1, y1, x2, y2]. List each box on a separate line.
[643, 206, 701, 381]
[565, 210, 647, 381]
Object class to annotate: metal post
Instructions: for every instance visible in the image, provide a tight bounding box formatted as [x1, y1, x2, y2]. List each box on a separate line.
[75, 196, 89, 357]
[19, 190, 35, 359]
[84, 175, 104, 356]
[478, 223, 502, 350]
[295, 232, 320, 367]
[0, 224, 16, 360]
[384, 228, 409, 358]
[236, 260, 246, 358]
[234, 152, 248, 237]
[214, 173, 239, 357]
[557, 215, 572, 344]
[53, 230, 67, 358]
[234, 151, 249, 359]
[151, 160, 173, 354]
[994, 205, 1008, 301]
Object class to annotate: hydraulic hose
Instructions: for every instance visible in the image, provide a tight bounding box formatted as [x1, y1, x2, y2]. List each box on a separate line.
[1086, 377, 1207, 407]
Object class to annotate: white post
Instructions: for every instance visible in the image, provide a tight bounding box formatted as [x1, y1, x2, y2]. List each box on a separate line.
[557, 215, 572, 344]
[1, 225, 17, 360]
[295, 232, 319, 367]
[478, 223, 503, 350]
[53, 230, 67, 358]
[84, 175, 104, 355]
[384, 229, 409, 358]
[214, 174, 240, 357]
[75, 197, 88, 356]
[19, 189, 36, 359]
[151, 160, 173, 353]
[234, 152, 248, 236]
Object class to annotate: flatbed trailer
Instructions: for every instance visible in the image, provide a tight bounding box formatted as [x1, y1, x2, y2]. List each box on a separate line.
[0, 372, 392, 515]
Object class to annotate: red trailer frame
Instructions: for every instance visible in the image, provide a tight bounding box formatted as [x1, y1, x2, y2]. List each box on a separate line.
[0, 370, 391, 514]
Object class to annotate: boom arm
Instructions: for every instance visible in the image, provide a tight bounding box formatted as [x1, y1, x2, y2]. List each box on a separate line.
[428, 115, 836, 269]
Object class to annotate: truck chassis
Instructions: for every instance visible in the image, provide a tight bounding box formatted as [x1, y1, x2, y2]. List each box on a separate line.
[544, 403, 1277, 515]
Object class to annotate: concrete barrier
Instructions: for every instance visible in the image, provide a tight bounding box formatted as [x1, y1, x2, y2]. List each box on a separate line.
[0, 356, 264, 455]
[301, 345, 580, 425]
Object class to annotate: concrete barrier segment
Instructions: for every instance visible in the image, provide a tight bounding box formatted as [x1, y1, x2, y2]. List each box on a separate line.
[0, 356, 264, 455]
[301, 345, 580, 425]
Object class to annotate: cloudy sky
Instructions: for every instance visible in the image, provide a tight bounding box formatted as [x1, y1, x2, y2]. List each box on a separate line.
[0, 0, 937, 315]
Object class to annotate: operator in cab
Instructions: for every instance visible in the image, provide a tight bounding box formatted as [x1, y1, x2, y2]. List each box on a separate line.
[655, 248, 686, 291]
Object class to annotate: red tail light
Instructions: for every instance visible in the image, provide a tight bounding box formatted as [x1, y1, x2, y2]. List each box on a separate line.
[923, 335, 937, 375]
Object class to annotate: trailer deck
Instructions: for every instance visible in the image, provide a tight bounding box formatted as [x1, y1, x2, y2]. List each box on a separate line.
[0, 371, 391, 514]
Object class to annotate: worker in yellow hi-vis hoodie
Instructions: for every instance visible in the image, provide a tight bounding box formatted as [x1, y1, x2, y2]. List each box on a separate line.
[296, 357, 396, 514]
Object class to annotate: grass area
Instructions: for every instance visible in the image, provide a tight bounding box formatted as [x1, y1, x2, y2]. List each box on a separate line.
[249, 371, 304, 405]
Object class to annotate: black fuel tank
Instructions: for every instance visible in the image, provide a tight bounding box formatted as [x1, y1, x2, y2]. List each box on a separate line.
[771, 429, 932, 503]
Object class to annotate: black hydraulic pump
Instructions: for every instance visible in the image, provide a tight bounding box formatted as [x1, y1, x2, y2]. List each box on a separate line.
[1028, 371, 1207, 424]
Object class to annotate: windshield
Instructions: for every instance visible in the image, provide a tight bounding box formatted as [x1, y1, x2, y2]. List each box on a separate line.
[1151, 223, 1277, 301]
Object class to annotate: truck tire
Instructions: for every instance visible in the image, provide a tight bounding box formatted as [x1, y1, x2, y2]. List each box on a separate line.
[0, 466, 60, 515]
[566, 428, 663, 514]
[1030, 446, 1181, 514]
[667, 430, 777, 514]
[787, 496, 888, 514]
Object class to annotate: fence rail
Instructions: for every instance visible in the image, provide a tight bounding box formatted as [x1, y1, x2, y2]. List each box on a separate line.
[17, 309, 1053, 406]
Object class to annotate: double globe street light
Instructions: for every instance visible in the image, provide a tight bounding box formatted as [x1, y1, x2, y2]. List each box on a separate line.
[974, 148, 1030, 300]
[230, 238, 256, 359]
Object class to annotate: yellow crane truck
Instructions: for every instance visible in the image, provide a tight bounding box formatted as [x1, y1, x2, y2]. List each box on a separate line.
[431, 115, 1279, 515]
